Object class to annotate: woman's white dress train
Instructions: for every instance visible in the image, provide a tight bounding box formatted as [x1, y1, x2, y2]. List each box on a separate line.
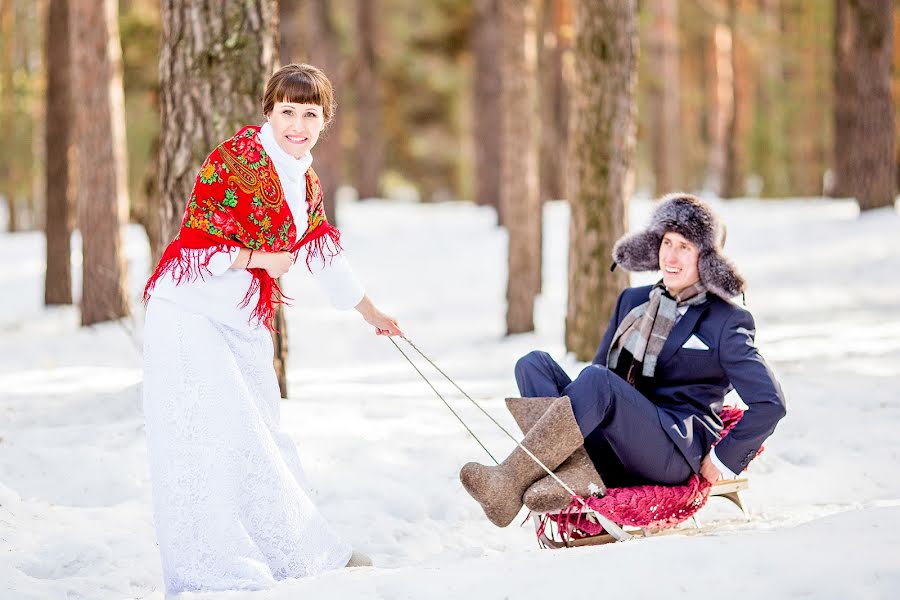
[142, 297, 351, 594]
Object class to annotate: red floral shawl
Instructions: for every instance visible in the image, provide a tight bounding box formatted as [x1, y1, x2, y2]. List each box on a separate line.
[143, 125, 341, 329]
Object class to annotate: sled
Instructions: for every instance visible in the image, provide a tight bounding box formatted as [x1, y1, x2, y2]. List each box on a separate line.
[530, 405, 756, 548]
[532, 475, 750, 548]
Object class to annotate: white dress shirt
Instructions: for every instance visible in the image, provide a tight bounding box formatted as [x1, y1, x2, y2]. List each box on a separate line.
[150, 122, 365, 330]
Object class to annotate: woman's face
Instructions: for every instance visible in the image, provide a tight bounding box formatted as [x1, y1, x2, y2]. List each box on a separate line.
[266, 101, 325, 159]
[658, 231, 701, 295]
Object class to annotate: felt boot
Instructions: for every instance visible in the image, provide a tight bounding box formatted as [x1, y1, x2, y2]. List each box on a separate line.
[523, 450, 605, 512]
[505, 397, 607, 512]
[460, 396, 583, 527]
[504, 396, 555, 434]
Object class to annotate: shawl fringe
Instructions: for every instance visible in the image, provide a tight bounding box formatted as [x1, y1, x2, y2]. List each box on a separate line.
[239, 270, 292, 332]
[293, 222, 343, 270]
[142, 240, 228, 304]
[144, 225, 341, 333]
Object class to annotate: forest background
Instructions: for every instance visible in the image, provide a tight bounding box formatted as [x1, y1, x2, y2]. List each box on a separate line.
[1, 3, 899, 597]
[0, 0, 897, 375]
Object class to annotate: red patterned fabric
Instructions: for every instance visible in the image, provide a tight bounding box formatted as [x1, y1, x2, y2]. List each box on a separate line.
[543, 406, 758, 541]
[142, 125, 341, 329]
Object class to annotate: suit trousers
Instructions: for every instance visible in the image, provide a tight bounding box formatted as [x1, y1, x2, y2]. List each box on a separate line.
[514, 351, 693, 487]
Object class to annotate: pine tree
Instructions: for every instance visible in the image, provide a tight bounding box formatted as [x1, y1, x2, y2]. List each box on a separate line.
[833, 0, 896, 210]
[472, 0, 503, 221]
[71, 0, 131, 325]
[44, 0, 74, 306]
[500, 0, 541, 334]
[565, 0, 636, 361]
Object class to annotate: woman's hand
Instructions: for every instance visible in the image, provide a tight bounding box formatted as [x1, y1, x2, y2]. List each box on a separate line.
[355, 295, 403, 336]
[252, 251, 294, 279]
[365, 309, 403, 336]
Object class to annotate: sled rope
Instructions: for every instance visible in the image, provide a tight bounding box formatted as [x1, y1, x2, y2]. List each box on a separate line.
[388, 335, 590, 511]
[387, 335, 499, 464]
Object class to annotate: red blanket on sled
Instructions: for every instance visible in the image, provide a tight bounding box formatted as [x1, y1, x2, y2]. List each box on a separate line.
[547, 406, 758, 539]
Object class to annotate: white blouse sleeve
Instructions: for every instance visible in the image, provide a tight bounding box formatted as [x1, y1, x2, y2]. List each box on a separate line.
[299, 247, 366, 310]
[204, 247, 241, 276]
[178, 246, 240, 277]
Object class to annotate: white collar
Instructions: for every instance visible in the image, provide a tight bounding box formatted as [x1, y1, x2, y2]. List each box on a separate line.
[258, 122, 313, 182]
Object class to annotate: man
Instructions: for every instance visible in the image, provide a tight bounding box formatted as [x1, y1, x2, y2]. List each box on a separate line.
[460, 194, 786, 527]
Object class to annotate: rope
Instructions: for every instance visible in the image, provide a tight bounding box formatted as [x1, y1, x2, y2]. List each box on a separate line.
[388, 334, 591, 511]
[387, 336, 498, 465]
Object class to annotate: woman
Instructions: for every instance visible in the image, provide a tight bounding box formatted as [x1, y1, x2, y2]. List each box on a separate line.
[142, 64, 399, 593]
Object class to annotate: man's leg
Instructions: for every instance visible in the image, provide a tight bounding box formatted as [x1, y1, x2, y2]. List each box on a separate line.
[514, 351, 572, 397]
[581, 431, 637, 488]
[563, 364, 692, 486]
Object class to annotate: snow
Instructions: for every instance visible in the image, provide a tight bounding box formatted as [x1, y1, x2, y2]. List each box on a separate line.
[1, 197, 899, 599]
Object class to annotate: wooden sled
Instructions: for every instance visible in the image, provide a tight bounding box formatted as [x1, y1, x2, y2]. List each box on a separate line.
[533, 476, 750, 548]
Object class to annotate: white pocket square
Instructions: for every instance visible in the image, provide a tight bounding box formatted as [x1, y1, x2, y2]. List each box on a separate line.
[681, 335, 710, 350]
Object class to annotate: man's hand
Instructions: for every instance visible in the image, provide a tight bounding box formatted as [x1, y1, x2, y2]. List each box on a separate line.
[700, 453, 721, 483]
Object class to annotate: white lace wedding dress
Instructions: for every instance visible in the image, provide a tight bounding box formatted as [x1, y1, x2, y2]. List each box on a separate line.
[143, 297, 352, 594]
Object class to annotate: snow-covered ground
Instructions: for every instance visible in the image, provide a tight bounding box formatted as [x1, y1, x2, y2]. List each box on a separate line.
[1, 197, 899, 600]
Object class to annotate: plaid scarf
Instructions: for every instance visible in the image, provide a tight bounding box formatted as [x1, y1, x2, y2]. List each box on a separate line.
[607, 281, 708, 385]
[142, 125, 341, 330]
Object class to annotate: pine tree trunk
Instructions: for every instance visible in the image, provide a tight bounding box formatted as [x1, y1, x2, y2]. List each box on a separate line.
[648, 0, 680, 195]
[895, 7, 900, 194]
[781, 2, 831, 196]
[719, 0, 743, 198]
[158, 0, 278, 244]
[833, 0, 896, 210]
[71, 0, 130, 325]
[272, 287, 289, 398]
[354, 0, 384, 200]
[300, 0, 342, 226]
[29, 0, 45, 233]
[753, 0, 791, 197]
[472, 0, 503, 222]
[279, 0, 303, 64]
[565, 0, 635, 361]
[706, 23, 732, 194]
[501, 0, 541, 334]
[44, 0, 73, 305]
[679, 6, 713, 192]
[538, 0, 571, 202]
[0, 0, 16, 233]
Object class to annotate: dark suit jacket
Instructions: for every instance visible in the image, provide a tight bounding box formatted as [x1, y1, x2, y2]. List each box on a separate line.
[592, 285, 786, 475]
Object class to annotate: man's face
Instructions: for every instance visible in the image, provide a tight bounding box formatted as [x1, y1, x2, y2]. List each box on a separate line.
[658, 231, 701, 295]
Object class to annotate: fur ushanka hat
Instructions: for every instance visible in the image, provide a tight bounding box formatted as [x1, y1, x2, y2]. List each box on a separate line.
[611, 193, 745, 299]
